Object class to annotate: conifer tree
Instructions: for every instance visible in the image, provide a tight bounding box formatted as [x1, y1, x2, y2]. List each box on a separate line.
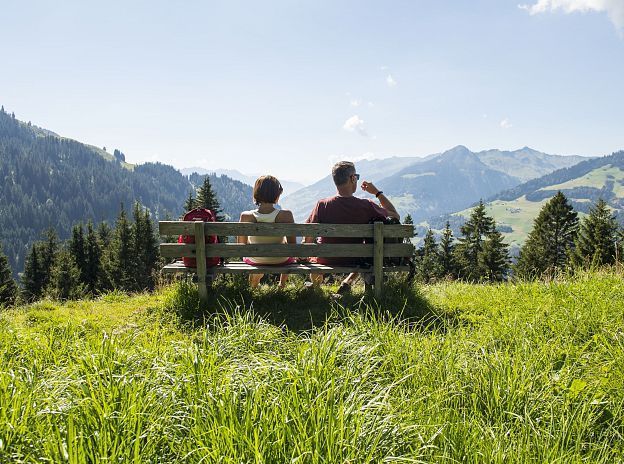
[69, 224, 87, 283]
[403, 214, 413, 225]
[48, 249, 83, 300]
[40, 229, 59, 291]
[515, 191, 578, 278]
[415, 229, 442, 282]
[84, 221, 102, 294]
[439, 221, 456, 278]
[133, 203, 159, 290]
[21, 244, 45, 302]
[454, 201, 495, 281]
[571, 198, 619, 268]
[108, 205, 137, 291]
[184, 190, 196, 213]
[195, 176, 224, 221]
[480, 228, 510, 282]
[96, 222, 113, 291]
[0, 243, 17, 307]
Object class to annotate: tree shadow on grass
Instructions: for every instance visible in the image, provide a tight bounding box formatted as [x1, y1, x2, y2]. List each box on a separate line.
[163, 274, 461, 334]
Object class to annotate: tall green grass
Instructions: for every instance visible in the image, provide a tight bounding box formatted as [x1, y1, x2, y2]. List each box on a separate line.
[1, 272, 623, 462]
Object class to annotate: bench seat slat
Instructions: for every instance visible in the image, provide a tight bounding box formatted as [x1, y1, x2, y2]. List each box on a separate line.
[160, 242, 414, 258]
[159, 221, 414, 238]
[162, 261, 412, 274]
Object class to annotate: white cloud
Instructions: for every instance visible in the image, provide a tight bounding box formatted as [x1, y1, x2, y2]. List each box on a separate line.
[367, 101, 375, 107]
[343, 115, 368, 136]
[350, 99, 361, 107]
[386, 74, 397, 87]
[500, 118, 513, 129]
[380, 65, 388, 71]
[519, 0, 624, 30]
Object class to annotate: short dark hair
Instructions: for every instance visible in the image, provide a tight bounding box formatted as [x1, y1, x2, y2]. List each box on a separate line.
[332, 161, 356, 186]
[253, 175, 283, 205]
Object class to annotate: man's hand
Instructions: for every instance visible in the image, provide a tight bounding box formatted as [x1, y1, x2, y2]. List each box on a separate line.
[360, 181, 379, 196]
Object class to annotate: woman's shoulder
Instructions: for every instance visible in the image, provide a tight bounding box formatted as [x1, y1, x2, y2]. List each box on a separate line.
[240, 210, 257, 222]
[275, 209, 294, 223]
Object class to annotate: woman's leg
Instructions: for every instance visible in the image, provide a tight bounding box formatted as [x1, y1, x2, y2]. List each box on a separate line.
[249, 274, 263, 287]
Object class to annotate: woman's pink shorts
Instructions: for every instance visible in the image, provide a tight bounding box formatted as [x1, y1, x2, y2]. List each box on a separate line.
[243, 257, 296, 266]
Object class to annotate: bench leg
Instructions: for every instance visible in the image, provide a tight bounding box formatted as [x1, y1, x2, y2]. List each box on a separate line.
[198, 276, 208, 304]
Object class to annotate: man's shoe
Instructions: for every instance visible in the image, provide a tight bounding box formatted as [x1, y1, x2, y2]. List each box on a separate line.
[336, 282, 351, 295]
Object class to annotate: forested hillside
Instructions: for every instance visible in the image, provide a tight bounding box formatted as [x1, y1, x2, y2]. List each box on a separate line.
[0, 108, 253, 277]
[423, 150, 624, 250]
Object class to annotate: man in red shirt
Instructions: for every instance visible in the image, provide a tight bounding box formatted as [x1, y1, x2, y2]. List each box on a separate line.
[304, 161, 400, 292]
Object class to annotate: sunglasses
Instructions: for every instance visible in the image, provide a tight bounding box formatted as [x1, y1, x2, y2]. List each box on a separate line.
[352, 173, 360, 180]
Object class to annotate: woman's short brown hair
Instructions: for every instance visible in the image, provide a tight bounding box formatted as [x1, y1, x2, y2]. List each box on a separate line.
[253, 175, 283, 205]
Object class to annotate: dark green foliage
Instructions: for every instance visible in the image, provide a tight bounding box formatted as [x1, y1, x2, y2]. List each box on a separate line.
[194, 176, 224, 221]
[572, 199, 619, 268]
[479, 229, 510, 282]
[188, 172, 254, 221]
[48, 249, 83, 301]
[515, 191, 578, 278]
[439, 221, 456, 278]
[403, 214, 413, 225]
[454, 201, 510, 281]
[107, 206, 137, 291]
[84, 222, 102, 294]
[415, 229, 442, 282]
[69, 224, 87, 283]
[132, 203, 159, 291]
[0, 242, 17, 307]
[184, 190, 196, 213]
[0, 109, 252, 277]
[21, 244, 45, 302]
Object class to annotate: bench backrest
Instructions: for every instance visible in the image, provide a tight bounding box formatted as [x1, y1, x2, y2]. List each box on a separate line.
[159, 221, 415, 260]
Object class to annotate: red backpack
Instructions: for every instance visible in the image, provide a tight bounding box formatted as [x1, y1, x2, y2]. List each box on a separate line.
[178, 208, 220, 268]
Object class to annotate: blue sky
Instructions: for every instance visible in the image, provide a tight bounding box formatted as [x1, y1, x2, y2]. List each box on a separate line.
[1, 0, 623, 183]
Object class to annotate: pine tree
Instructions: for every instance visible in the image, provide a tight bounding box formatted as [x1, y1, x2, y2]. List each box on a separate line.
[108, 205, 137, 291]
[439, 221, 456, 278]
[515, 191, 578, 279]
[184, 190, 196, 213]
[0, 243, 17, 307]
[571, 199, 619, 268]
[415, 229, 442, 282]
[403, 214, 413, 225]
[48, 249, 83, 301]
[84, 222, 102, 294]
[133, 203, 159, 290]
[39, 229, 59, 291]
[21, 244, 45, 302]
[480, 228, 510, 282]
[69, 224, 87, 283]
[454, 201, 495, 281]
[195, 176, 224, 221]
[97, 222, 113, 291]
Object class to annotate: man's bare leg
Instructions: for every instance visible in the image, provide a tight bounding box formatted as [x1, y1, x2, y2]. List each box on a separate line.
[310, 274, 324, 285]
[279, 274, 288, 287]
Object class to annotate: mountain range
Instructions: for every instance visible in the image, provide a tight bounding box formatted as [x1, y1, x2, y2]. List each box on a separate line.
[436, 150, 624, 250]
[281, 146, 587, 222]
[0, 109, 253, 276]
[180, 167, 305, 197]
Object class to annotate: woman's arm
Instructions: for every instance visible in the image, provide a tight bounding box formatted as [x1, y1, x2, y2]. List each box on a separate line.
[276, 210, 296, 244]
[238, 212, 255, 244]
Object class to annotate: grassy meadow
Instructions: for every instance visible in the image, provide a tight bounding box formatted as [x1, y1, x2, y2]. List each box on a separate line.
[1, 273, 623, 463]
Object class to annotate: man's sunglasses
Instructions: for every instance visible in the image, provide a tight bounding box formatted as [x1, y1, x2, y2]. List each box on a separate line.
[352, 173, 360, 180]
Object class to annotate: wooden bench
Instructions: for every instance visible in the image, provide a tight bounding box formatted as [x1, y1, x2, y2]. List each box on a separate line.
[159, 221, 415, 300]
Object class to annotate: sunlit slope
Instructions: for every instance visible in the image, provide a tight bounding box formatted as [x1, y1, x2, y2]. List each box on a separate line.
[450, 151, 624, 247]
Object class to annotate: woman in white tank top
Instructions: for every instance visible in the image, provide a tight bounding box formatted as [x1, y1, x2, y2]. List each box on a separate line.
[237, 175, 296, 288]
